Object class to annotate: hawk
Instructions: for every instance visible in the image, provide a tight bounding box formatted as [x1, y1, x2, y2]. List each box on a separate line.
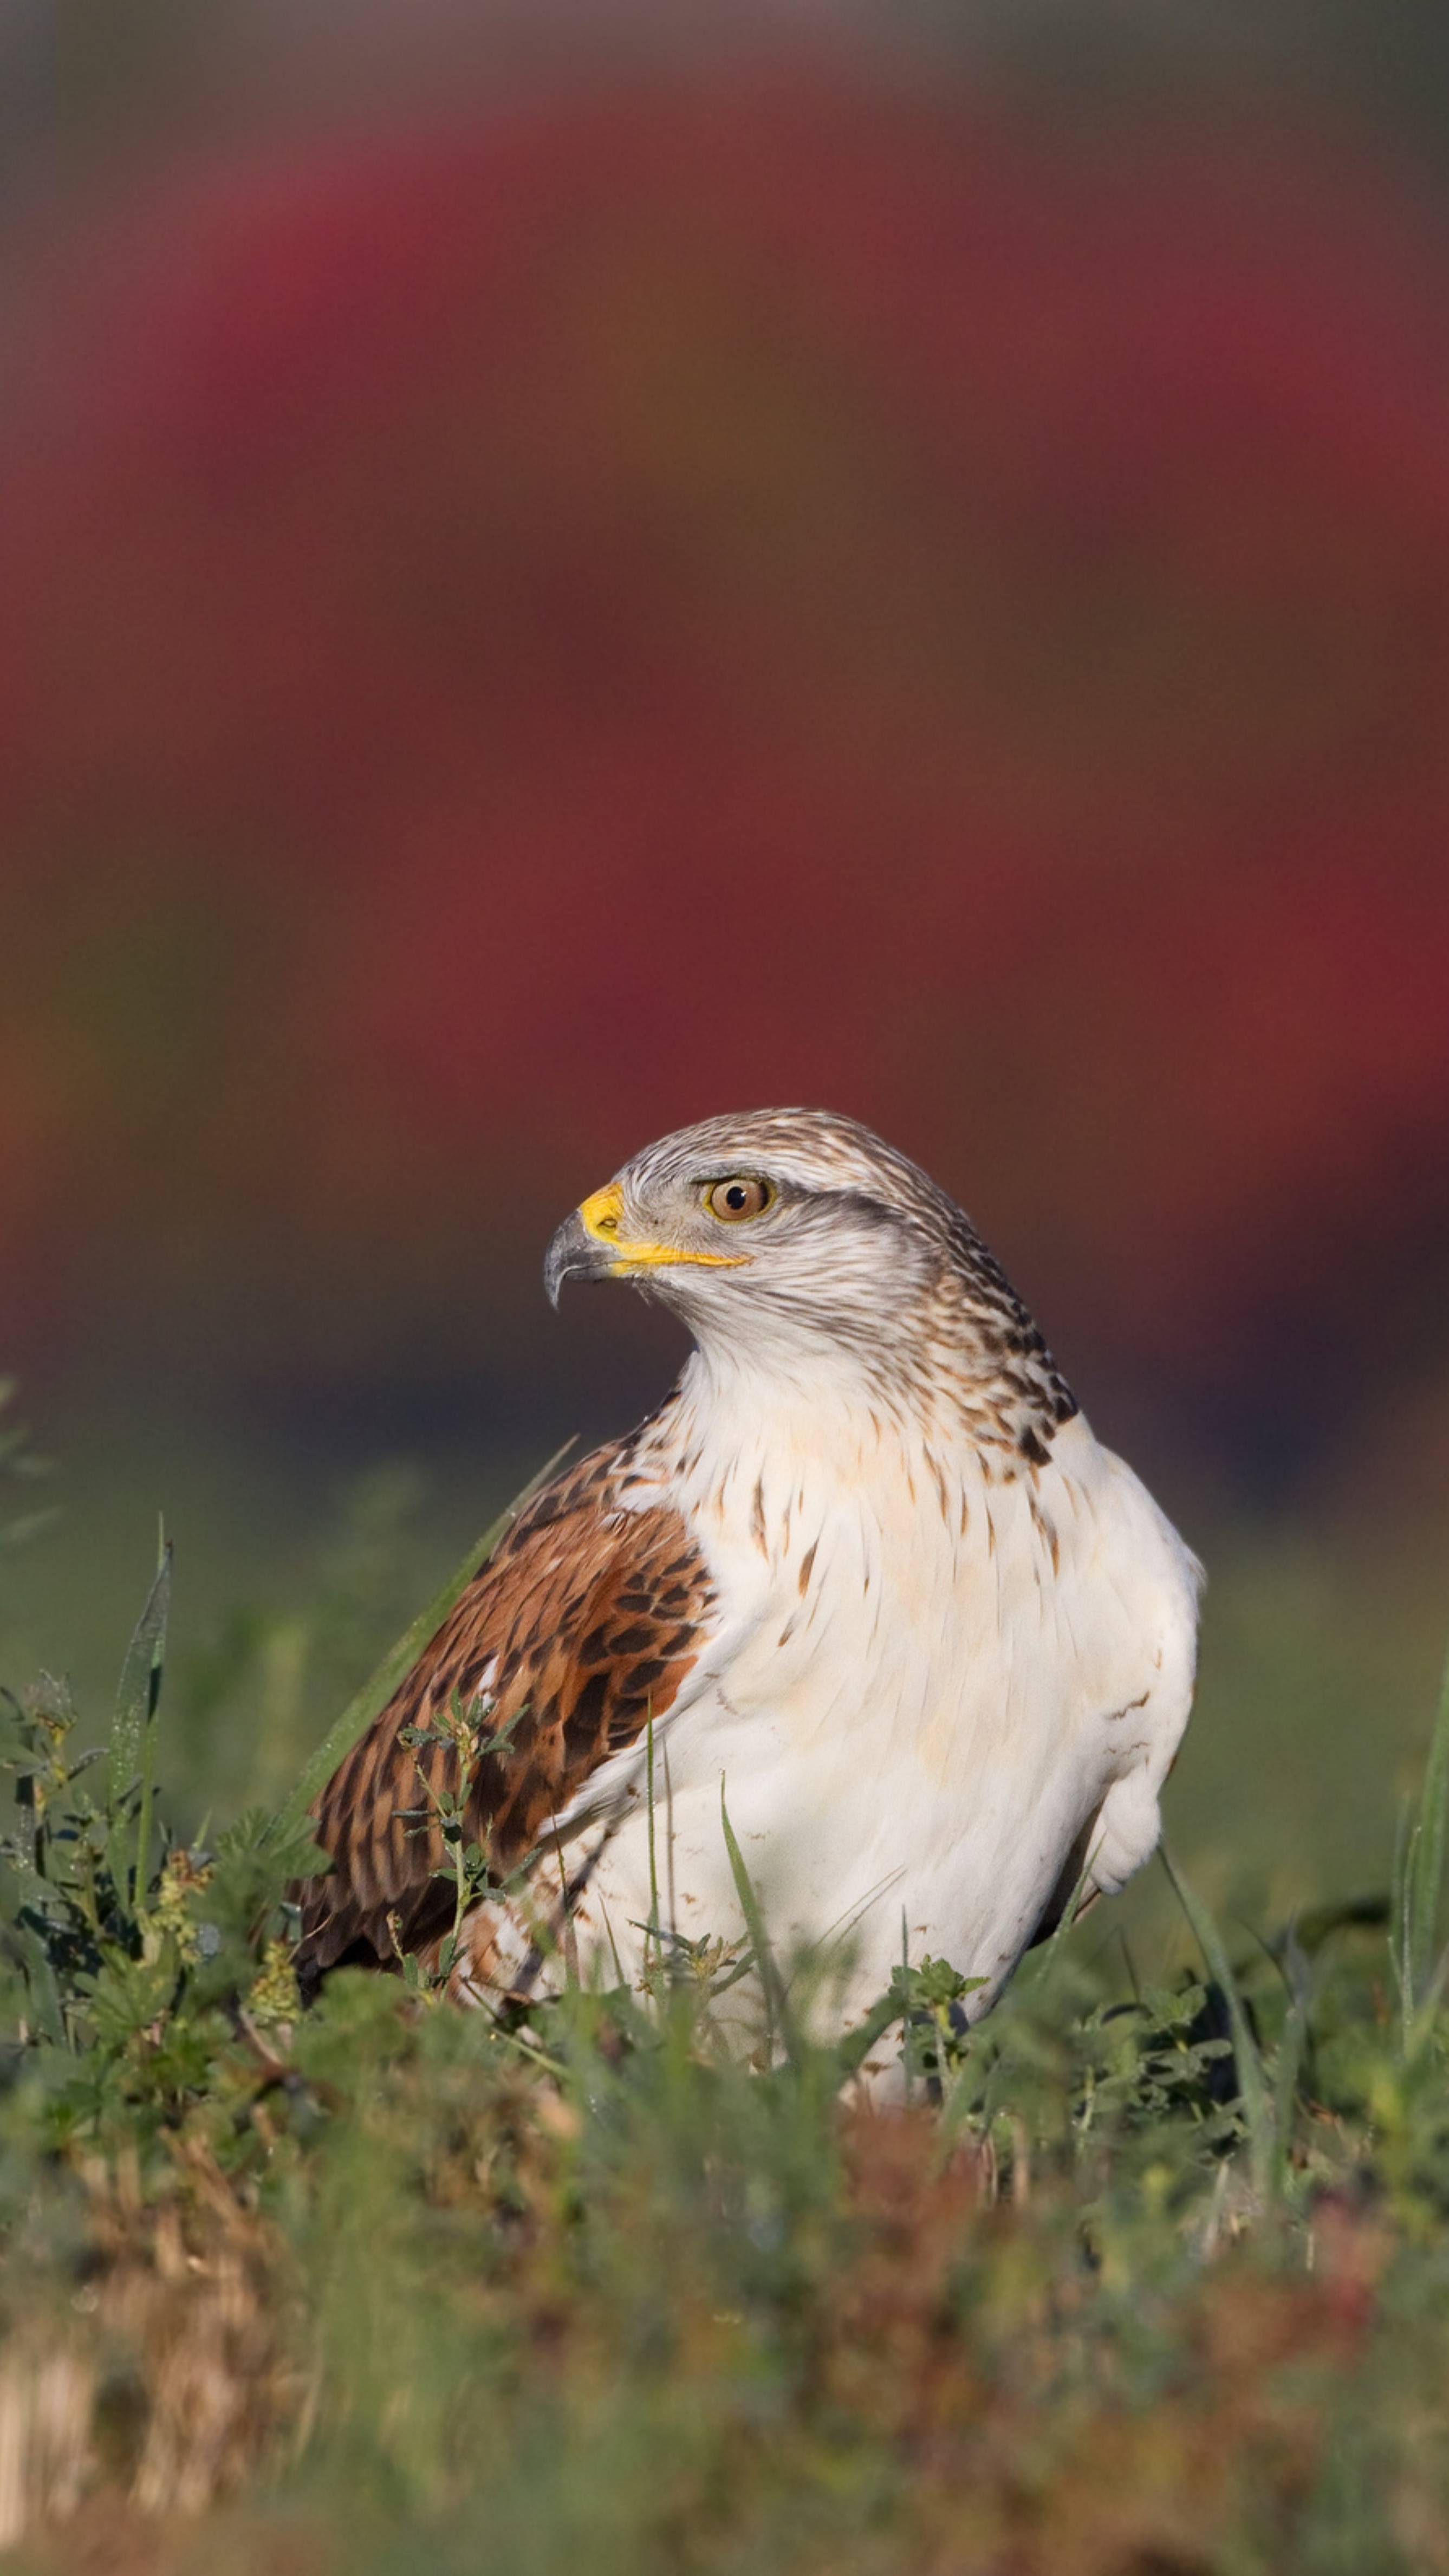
[295, 1110, 1201, 2035]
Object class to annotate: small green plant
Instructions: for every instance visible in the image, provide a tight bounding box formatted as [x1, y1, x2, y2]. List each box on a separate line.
[393, 1690, 523, 1990]
[891, 1949, 988, 2096]
[0, 1534, 322, 2139]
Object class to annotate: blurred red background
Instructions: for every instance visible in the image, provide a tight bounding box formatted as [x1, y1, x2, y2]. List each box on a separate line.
[4, 24, 1449, 1535]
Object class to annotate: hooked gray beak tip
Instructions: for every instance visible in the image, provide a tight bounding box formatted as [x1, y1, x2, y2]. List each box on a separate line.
[543, 1209, 596, 1310]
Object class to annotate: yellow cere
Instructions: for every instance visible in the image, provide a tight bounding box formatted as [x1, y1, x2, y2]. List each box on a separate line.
[577, 1180, 750, 1272]
[578, 1183, 627, 1241]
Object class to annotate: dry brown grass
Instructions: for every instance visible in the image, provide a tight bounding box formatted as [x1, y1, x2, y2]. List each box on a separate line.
[0, 2142, 299, 2564]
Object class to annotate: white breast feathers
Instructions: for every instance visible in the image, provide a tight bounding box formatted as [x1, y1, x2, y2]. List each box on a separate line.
[553, 1361, 1201, 2033]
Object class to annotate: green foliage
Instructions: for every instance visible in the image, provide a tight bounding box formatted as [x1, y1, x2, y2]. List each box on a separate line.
[0, 1549, 322, 2157]
[393, 1691, 523, 1991]
[2, 1433, 1449, 2570]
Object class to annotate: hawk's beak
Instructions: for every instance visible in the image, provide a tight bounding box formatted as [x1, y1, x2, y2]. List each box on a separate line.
[544, 1208, 608, 1309]
[545, 1179, 749, 1309]
[545, 1182, 635, 1305]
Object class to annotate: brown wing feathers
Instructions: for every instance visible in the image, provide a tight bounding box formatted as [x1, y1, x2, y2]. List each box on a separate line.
[295, 1441, 714, 1978]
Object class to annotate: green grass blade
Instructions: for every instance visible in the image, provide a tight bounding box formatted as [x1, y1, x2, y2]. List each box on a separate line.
[107, 1546, 172, 1809]
[1161, 1842, 1276, 2202]
[278, 1443, 574, 1831]
[1388, 1795, 1413, 2030]
[106, 1545, 172, 1909]
[831, 1987, 911, 2083]
[1408, 1628, 1449, 2014]
[133, 1519, 170, 1911]
[13, 1920, 65, 2048]
[719, 1783, 795, 2066]
[644, 1713, 664, 1992]
[1270, 1988, 1309, 2202]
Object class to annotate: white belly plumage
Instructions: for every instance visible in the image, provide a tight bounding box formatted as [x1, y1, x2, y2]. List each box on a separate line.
[493, 1407, 1200, 2032]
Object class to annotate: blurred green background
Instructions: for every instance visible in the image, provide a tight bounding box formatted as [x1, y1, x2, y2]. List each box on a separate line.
[3, 2, 1448, 1937]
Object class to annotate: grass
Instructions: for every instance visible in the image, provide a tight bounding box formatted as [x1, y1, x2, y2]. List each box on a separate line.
[3, 1422, 1449, 2571]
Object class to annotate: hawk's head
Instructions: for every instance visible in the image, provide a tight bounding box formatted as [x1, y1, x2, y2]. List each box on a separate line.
[544, 1110, 1075, 1432]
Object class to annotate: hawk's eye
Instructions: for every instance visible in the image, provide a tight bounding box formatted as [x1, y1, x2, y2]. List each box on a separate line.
[705, 1176, 774, 1224]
